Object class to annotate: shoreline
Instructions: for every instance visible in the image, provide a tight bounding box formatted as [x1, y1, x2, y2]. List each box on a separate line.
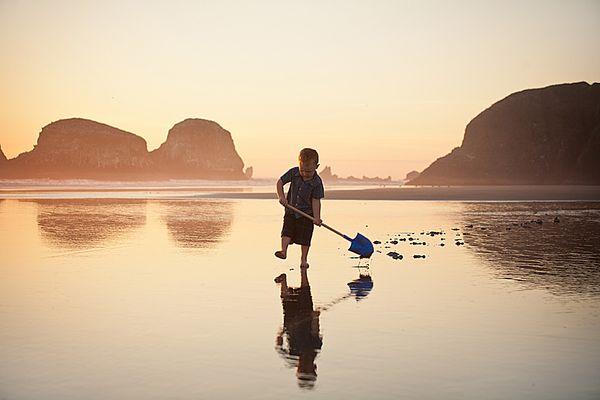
[200, 186, 600, 201]
[0, 185, 599, 201]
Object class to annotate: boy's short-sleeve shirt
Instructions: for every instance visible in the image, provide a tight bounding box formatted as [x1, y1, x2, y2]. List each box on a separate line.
[280, 167, 324, 218]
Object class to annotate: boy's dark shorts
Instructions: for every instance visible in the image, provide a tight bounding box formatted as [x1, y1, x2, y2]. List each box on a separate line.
[281, 213, 314, 246]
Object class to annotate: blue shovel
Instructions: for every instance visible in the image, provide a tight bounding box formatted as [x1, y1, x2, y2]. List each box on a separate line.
[284, 203, 374, 258]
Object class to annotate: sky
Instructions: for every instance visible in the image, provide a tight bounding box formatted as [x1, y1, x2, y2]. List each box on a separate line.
[0, 0, 599, 179]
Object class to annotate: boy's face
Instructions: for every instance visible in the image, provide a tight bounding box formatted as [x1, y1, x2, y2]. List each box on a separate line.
[299, 159, 318, 179]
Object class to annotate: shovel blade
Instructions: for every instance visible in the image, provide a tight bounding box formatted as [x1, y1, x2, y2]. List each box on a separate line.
[348, 233, 374, 258]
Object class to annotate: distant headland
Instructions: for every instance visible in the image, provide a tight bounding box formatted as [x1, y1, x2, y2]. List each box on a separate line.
[409, 82, 600, 185]
[0, 118, 251, 180]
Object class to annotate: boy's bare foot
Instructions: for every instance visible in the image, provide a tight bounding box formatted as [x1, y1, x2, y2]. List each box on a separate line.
[300, 261, 309, 269]
[274, 273, 286, 283]
[274, 251, 287, 260]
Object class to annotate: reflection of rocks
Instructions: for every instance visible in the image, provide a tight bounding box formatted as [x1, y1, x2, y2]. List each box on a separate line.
[460, 202, 600, 295]
[35, 199, 146, 249]
[161, 200, 233, 248]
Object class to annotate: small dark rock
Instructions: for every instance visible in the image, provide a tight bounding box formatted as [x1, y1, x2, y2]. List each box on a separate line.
[374, 240, 381, 244]
[386, 251, 403, 260]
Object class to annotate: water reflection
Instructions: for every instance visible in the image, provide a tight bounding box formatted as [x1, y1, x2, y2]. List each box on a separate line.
[160, 200, 233, 248]
[347, 272, 374, 301]
[33, 199, 146, 249]
[460, 202, 600, 296]
[274, 268, 322, 390]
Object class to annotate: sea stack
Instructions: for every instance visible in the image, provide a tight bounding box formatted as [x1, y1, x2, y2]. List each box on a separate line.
[0, 118, 150, 179]
[405, 170, 420, 181]
[409, 82, 600, 185]
[150, 118, 246, 179]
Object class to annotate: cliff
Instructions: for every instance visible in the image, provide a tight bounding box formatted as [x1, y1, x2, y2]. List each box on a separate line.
[409, 82, 600, 185]
[0, 145, 6, 163]
[0, 117, 248, 180]
[150, 119, 245, 179]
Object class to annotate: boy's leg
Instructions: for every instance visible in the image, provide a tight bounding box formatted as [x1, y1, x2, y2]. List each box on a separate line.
[300, 265, 310, 287]
[275, 236, 292, 259]
[274, 273, 288, 297]
[300, 245, 310, 268]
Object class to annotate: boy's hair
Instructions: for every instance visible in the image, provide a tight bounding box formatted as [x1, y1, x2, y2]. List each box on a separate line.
[298, 148, 319, 165]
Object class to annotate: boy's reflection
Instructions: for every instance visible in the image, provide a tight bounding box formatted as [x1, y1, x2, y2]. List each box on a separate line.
[274, 267, 322, 389]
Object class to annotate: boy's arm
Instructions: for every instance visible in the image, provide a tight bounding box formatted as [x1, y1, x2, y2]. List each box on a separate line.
[276, 179, 288, 206]
[312, 198, 322, 226]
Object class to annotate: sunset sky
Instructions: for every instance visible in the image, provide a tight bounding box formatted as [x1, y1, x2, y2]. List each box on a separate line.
[1, 0, 599, 179]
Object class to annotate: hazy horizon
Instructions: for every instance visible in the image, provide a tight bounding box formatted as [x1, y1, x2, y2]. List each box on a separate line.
[1, 0, 599, 179]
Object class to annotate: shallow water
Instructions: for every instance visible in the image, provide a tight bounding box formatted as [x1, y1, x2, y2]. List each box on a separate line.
[1, 198, 599, 399]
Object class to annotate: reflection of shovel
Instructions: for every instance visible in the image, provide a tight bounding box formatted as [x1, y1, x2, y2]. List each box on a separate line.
[284, 204, 374, 258]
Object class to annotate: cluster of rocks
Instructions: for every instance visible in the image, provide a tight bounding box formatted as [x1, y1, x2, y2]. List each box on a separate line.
[319, 166, 393, 183]
[0, 118, 251, 180]
[373, 230, 453, 261]
[373, 214, 566, 264]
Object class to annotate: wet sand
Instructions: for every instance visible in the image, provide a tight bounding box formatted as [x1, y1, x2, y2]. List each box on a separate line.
[202, 185, 600, 201]
[1, 199, 599, 399]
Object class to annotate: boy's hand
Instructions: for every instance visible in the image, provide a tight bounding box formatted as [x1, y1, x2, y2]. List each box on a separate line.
[278, 196, 288, 206]
[314, 217, 322, 226]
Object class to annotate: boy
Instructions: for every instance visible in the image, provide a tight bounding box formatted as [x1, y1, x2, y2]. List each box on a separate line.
[274, 148, 324, 268]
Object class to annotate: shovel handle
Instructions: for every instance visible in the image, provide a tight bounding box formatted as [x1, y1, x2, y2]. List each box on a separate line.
[283, 203, 349, 240]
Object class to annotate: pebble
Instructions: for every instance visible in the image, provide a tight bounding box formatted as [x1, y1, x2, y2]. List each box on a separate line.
[386, 251, 403, 260]
[413, 254, 426, 259]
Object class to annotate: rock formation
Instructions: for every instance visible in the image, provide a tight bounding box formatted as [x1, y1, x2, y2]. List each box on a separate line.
[244, 166, 253, 179]
[405, 170, 420, 181]
[0, 118, 150, 179]
[0, 145, 6, 163]
[319, 166, 392, 183]
[150, 119, 245, 179]
[0, 117, 248, 180]
[319, 166, 339, 181]
[409, 82, 600, 185]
